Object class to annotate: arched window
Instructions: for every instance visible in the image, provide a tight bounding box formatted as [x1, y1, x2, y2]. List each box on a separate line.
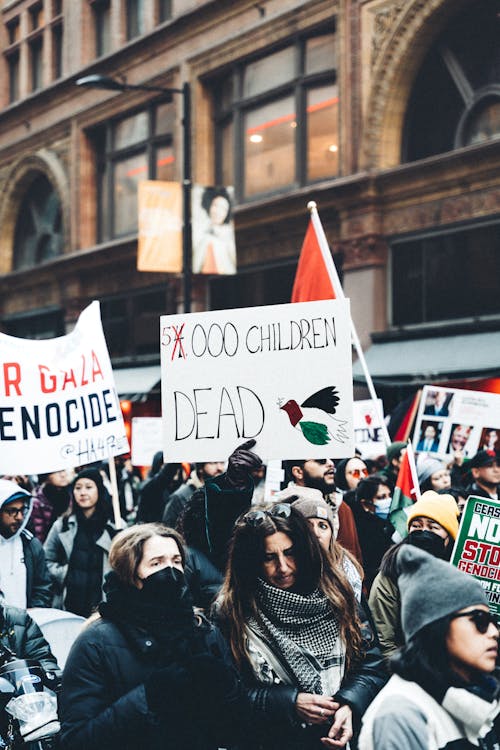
[13, 174, 63, 270]
[403, 0, 500, 162]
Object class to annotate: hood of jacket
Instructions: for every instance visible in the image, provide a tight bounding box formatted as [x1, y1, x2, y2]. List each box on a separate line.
[0, 479, 33, 541]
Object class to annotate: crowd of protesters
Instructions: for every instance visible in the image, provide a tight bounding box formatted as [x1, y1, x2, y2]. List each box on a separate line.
[1, 434, 500, 750]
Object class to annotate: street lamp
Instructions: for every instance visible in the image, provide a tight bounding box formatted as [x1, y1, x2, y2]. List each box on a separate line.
[76, 74, 192, 313]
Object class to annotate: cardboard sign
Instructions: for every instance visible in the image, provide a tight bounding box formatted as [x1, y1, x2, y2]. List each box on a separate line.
[353, 399, 386, 459]
[160, 299, 354, 461]
[412, 385, 500, 458]
[131, 417, 163, 466]
[0, 302, 129, 474]
[451, 496, 500, 616]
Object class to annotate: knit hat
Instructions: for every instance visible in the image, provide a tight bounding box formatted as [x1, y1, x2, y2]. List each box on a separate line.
[291, 495, 336, 532]
[417, 457, 445, 486]
[73, 468, 105, 496]
[387, 441, 406, 463]
[406, 490, 459, 540]
[275, 485, 339, 538]
[397, 545, 488, 641]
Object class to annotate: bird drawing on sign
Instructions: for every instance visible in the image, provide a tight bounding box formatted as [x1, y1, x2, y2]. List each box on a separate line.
[279, 386, 349, 446]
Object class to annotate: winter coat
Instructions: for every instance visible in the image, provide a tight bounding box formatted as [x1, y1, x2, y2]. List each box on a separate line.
[368, 572, 403, 659]
[43, 514, 116, 610]
[20, 531, 54, 608]
[162, 471, 204, 529]
[30, 484, 71, 543]
[235, 603, 387, 750]
[59, 613, 261, 750]
[351, 504, 395, 591]
[0, 604, 59, 673]
[184, 547, 223, 611]
[359, 673, 500, 750]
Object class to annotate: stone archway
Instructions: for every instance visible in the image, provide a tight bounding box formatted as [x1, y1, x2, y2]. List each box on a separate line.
[361, 0, 471, 170]
[0, 149, 69, 275]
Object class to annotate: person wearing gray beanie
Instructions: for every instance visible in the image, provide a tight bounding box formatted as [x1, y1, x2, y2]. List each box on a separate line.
[359, 546, 500, 750]
[416, 457, 451, 493]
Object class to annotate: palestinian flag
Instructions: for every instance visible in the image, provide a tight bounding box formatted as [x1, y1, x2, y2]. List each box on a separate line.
[389, 441, 420, 540]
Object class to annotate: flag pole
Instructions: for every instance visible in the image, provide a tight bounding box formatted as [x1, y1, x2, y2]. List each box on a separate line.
[405, 440, 421, 501]
[307, 201, 392, 448]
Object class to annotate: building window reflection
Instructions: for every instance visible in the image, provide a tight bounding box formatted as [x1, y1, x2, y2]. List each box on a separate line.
[213, 28, 338, 201]
[13, 174, 63, 270]
[93, 101, 176, 241]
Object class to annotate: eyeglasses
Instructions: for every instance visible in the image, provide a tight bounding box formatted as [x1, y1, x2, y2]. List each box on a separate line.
[347, 468, 369, 479]
[450, 609, 499, 634]
[2, 506, 27, 518]
[242, 503, 292, 527]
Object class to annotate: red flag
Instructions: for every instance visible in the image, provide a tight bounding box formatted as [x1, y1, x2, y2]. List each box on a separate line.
[291, 220, 337, 302]
[389, 443, 420, 539]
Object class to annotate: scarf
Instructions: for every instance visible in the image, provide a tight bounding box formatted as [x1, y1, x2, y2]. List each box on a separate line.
[249, 578, 345, 695]
[100, 570, 199, 659]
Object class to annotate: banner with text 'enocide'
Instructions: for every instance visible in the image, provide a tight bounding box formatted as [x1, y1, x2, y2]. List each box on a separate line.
[0, 301, 129, 474]
[161, 299, 354, 462]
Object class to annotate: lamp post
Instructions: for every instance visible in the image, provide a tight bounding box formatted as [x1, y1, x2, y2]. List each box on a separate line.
[76, 74, 192, 313]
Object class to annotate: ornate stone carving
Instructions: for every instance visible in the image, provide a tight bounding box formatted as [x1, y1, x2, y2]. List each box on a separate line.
[370, 1, 406, 67]
[336, 234, 388, 269]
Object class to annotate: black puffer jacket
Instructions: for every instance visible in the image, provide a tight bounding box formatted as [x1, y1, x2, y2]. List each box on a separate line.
[59, 611, 294, 750]
[0, 604, 59, 673]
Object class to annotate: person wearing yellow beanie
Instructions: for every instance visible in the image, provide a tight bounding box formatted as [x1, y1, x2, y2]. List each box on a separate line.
[369, 490, 461, 658]
[406, 490, 460, 543]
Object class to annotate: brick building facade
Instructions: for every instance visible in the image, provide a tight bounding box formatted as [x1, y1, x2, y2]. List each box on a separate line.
[0, 0, 499, 411]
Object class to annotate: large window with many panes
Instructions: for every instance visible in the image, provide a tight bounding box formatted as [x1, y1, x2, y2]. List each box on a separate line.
[212, 27, 338, 202]
[92, 100, 176, 241]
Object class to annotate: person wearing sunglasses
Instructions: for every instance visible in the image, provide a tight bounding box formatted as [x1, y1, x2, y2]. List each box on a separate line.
[215, 503, 386, 750]
[0, 478, 52, 609]
[335, 458, 370, 495]
[359, 545, 500, 750]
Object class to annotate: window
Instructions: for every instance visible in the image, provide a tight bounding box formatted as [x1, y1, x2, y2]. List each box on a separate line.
[52, 22, 63, 78]
[7, 18, 20, 44]
[101, 288, 168, 358]
[158, 0, 172, 22]
[7, 51, 20, 102]
[29, 3, 44, 30]
[30, 36, 43, 91]
[391, 222, 500, 326]
[210, 263, 298, 310]
[213, 28, 337, 201]
[92, 0, 111, 57]
[94, 100, 176, 241]
[13, 175, 63, 270]
[2, 309, 64, 339]
[126, 0, 144, 40]
[404, 1, 500, 161]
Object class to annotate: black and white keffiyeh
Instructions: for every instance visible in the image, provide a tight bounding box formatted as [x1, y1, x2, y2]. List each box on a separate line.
[249, 578, 346, 695]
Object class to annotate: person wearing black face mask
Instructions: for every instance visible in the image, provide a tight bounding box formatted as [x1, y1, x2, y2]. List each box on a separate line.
[58, 523, 257, 750]
[368, 492, 459, 659]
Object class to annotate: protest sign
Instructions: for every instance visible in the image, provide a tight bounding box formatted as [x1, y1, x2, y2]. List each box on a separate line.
[131, 417, 162, 466]
[160, 299, 354, 462]
[0, 301, 129, 474]
[353, 399, 385, 459]
[451, 496, 500, 617]
[412, 385, 500, 458]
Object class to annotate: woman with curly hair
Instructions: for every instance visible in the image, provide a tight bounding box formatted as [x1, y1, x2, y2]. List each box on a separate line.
[215, 503, 386, 750]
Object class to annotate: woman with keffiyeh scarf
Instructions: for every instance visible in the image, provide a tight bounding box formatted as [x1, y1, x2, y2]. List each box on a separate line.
[215, 504, 386, 750]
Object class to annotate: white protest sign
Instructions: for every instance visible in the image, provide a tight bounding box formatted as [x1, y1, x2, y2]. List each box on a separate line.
[0, 301, 129, 474]
[131, 417, 163, 466]
[413, 384, 500, 458]
[353, 399, 386, 458]
[160, 299, 354, 462]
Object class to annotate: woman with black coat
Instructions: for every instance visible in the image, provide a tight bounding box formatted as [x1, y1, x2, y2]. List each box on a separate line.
[59, 523, 266, 750]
